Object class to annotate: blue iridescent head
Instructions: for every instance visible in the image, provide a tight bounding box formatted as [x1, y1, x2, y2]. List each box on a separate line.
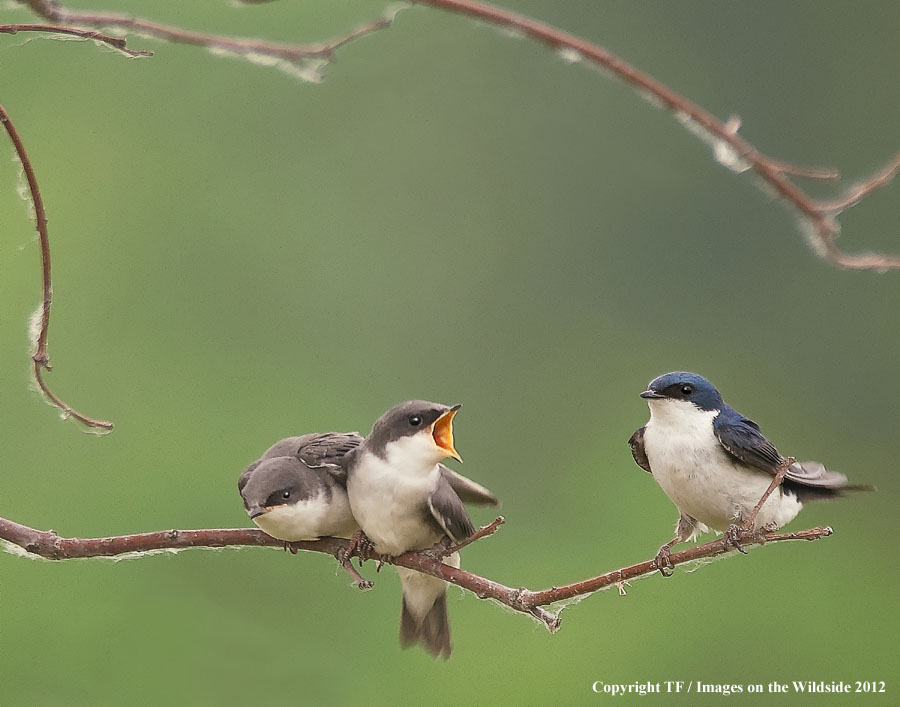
[640, 372, 724, 412]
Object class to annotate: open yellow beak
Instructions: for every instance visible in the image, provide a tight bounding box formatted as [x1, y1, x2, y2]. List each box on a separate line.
[431, 404, 462, 462]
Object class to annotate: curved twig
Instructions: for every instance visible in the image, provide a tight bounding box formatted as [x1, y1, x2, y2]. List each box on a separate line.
[19, 0, 393, 73]
[0, 105, 114, 431]
[0, 23, 152, 56]
[0, 514, 833, 633]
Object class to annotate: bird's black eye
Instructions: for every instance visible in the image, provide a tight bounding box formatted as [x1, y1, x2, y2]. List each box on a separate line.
[281, 490, 290, 499]
[408, 415, 423, 427]
[681, 384, 693, 396]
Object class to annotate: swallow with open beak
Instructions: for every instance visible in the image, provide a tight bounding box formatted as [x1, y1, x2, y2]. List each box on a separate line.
[344, 400, 484, 659]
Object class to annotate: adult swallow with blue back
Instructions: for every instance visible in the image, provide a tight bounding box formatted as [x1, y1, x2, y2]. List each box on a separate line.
[629, 372, 869, 575]
[343, 400, 492, 659]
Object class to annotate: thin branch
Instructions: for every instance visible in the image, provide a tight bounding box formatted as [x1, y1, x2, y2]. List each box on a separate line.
[765, 158, 839, 181]
[821, 151, 900, 212]
[19, 0, 898, 268]
[445, 514, 505, 554]
[0, 23, 153, 56]
[19, 0, 394, 68]
[0, 105, 114, 432]
[0, 514, 833, 634]
[742, 456, 793, 532]
[408, 0, 900, 270]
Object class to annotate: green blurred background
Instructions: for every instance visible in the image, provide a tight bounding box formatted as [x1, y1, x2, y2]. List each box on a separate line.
[2, 1, 898, 705]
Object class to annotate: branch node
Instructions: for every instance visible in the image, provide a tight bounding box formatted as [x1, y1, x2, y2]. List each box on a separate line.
[529, 606, 561, 633]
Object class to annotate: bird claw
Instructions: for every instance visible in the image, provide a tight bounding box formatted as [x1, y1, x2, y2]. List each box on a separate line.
[654, 545, 675, 577]
[334, 547, 375, 590]
[724, 524, 749, 554]
[283, 541, 298, 555]
[345, 530, 377, 566]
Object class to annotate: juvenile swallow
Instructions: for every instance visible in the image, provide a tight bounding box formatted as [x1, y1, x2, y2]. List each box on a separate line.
[344, 401, 489, 659]
[630, 372, 868, 574]
[238, 433, 361, 541]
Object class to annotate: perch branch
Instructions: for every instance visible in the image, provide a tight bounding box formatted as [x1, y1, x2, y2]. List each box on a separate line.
[0, 105, 114, 431]
[0, 514, 833, 633]
[0, 23, 152, 56]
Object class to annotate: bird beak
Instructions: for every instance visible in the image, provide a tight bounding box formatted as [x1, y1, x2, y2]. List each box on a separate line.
[431, 404, 462, 462]
[248, 506, 267, 520]
[640, 390, 664, 399]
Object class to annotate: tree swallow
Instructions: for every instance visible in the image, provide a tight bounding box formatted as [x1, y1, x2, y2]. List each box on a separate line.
[239, 432, 498, 542]
[238, 433, 362, 541]
[630, 371, 867, 575]
[344, 401, 490, 659]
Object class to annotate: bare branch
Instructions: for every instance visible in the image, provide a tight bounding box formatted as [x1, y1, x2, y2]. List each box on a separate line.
[0, 105, 114, 432]
[17, 0, 898, 268]
[0, 23, 153, 56]
[19, 0, 394, 73]
[0, 514, 833, 634]
[765, 159, 839, 181]
[444, 515, 505, 554]
[408, 0, 900, 270]
[822, 150, 900, 212]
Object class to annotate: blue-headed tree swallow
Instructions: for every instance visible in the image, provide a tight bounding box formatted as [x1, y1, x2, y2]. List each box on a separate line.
[344, 401, 492, 659]
[630, 372, 867, 575]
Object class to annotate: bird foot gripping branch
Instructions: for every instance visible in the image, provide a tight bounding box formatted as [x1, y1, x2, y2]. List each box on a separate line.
[339, 517, 506, 586]
[343, 530, 381, 568]
[723, 524, 751, 555]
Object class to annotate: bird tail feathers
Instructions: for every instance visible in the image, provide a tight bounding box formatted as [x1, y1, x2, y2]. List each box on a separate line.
[400, 591, 451, 659]
[396, 557, 457, 659]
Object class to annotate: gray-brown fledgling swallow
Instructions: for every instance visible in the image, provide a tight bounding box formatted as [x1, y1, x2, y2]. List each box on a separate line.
[238, 433, 362, 541]
[343, 401, 491, 659]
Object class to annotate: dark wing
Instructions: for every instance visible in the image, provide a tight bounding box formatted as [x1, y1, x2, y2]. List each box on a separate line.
[426, 475, 475, 543]
[716, 417, 856, 490]
[260, 432, 363, 484]
[296, 433, 363, 469]
[439, 466, 500, 507]
[714, 416, 784, 475]
[628, 427, 652, 473]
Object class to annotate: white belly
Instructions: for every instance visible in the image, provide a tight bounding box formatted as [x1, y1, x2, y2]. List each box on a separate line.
[347, 452, 442, 555]
[254, 491, 359, 541]
[644, 405, 802, 532]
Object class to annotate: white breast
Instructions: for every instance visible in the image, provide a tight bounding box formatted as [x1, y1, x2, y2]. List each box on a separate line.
[254, 491, 359, 541]
[643, 399, 802, 532]
[347, 439, 442, 556]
